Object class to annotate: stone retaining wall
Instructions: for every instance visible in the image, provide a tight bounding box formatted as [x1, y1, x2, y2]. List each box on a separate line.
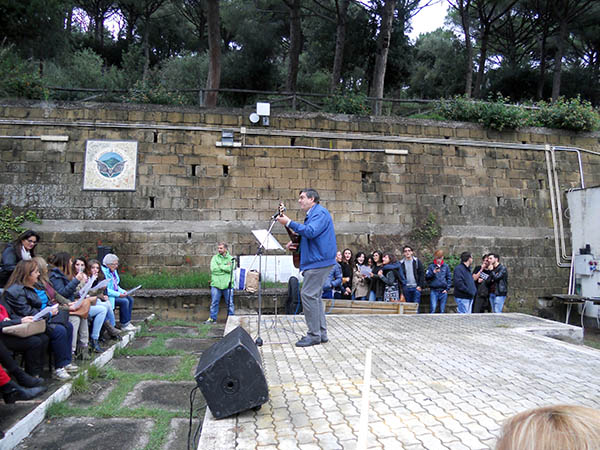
[1, 100, 600, 311]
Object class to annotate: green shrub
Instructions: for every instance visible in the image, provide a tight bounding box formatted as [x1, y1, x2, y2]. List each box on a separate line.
[534, 96, 599, 132]
[323, 90, 371, 115]
[123, 80, 187, 106]
[0, 45, 48, 99]
[435, 94, 528, 131]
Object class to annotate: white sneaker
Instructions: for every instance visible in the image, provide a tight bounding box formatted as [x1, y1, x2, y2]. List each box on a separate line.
[64, 363, 79, 372]
[54, 368, 71, 380]
[122, 323, 136, 332]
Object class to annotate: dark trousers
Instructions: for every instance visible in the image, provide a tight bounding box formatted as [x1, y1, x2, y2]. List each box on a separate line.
[1, 332, 49, 376]
[47, 322, 73, 369]
[115, 296, 134, 325]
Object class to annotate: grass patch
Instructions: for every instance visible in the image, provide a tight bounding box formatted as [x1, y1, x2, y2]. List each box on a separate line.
[120, 271, 211, 289]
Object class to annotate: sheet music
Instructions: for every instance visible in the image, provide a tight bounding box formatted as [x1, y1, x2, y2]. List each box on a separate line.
[89, 279, 110, 295]
[77, 275, 96, 300]
[33, 306, 56, 321]
[126, 285, 142, 296]
[252, 229, 284, 251]
[360, 266, 372, 277]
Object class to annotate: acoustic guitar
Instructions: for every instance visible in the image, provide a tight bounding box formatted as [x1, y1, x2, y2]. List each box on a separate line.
[278, 203, 301, 269]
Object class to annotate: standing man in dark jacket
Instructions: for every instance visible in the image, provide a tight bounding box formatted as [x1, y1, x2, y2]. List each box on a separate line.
[487, 253, 508, 313]
[425, 250, 452, 313]
[399, 246, 424, 312]
[278, 189, 337, 347]
[453, 252, 477, 314]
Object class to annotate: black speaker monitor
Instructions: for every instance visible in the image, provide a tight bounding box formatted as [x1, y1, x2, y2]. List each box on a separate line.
[195, 326, 269, 419]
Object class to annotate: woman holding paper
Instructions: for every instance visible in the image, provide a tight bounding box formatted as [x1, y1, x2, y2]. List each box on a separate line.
[101, 254, 135, 332]
[351, 252, 371, 300]
[50, 253, 107, 355]
[1, 260, 75, 380]
[87, 259, 121, 340]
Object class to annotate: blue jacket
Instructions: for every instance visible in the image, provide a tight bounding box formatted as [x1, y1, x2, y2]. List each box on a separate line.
[425, 263, 452, 291]
[288, 203, 337, 271]
[49, 267, 80, 301]
[323, 263, 342, 291]
[101, 265, 127, 309]
[453, 263, 477, 299]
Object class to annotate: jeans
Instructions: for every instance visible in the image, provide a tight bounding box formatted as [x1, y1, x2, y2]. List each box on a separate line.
[429, 290, 448, 313]
[48, 322, 73, 369]
[489, 294, 506, 313]
[89, 304, 108, 340]
[455, 297, 473, 314]
[403, 286, 421, 312]
[368, 291, 382, 302]
[209, 287, 234, 320]
[98, 299, 116, 326]
[115, 296, 134, 325]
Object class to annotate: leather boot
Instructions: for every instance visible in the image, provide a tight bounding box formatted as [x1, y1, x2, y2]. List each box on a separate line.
[90, 339, 105, 353]
[103, 320, 122, 340]
[9, 368, 44, 388]
[1, 381, 47, 404]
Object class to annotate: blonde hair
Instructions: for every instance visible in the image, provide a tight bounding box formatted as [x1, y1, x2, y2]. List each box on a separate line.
[32, 256, 50, 284]
[496, 405, 600, 450]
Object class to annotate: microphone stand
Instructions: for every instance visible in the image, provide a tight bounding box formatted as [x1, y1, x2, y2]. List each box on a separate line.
[254, 215, 278, 347]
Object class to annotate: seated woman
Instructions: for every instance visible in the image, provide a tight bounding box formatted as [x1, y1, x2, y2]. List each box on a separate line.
[101, 254, 135, 332]
[351, 252, 370, 300]
[0, 301, 47, 383]
[49, 253, 107, 355]
[0, 363, 46, 404]
[2, 260, 76, 380]
[87, 259, 121, 341]
[0, 230, 40, 288]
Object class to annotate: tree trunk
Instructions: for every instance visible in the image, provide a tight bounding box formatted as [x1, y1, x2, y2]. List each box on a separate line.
[142, 22, 151, 82]
[205, 0, 221, 107]
[473, 25, 490, 99]
[458, 1, 473, 98]
[369, 0, 396, 115]
[551, 17, 568, 101]
[286, 0, 303, 93]
[536, 32, 547, 100]
[330, 0, 349, 93]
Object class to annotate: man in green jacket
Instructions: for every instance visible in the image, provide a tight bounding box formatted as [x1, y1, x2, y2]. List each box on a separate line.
[205, 242, 235, 324]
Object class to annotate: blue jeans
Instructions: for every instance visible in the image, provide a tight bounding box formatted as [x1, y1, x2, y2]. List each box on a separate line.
[489, 294, 506, 313]
[455, 297, 473, 314]
[98, 299, 116, 326]
[403, 286, 421, 312]
[368, 291, 382, 302]
[89, 304, 108, 340]
[115, 296, 134, 325]
[429, 290, 447, 313]
[210, 287, 234, 320]
[49, 322, 73, 369]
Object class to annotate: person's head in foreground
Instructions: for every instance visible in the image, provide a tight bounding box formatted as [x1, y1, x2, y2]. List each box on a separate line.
[495, 404, 600, 450]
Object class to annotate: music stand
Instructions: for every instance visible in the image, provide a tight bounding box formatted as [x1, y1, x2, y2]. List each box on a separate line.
[250, 218, 283, 346]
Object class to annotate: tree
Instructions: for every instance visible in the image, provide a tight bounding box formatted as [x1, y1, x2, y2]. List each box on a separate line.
[549, 0, 595, 101]
[76, 0, 116, 51]
[369, 0, 396, 115]
[446, 0, 474, 97]
[471, 0, 518, 99]
[283, 0, 303, 92]
[205, 0, 221, 107]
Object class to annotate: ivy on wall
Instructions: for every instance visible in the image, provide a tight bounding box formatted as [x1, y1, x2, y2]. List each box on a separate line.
[0, 207, 41, 242]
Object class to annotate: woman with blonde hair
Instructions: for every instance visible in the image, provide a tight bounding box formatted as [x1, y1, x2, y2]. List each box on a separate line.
[496, 404, 600, 450]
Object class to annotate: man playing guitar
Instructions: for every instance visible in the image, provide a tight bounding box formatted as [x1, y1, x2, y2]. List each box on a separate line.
[277, 189, 337, 347]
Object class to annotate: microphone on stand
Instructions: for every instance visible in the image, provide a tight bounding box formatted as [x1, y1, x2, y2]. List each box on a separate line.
[272, 203, 286, 219]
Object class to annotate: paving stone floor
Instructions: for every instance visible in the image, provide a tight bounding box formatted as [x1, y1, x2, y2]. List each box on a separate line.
[199, 313, 600, 450]
[12, 320, 223, 450]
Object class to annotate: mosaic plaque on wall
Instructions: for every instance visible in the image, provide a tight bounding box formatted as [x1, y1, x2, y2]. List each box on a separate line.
[83, 140, 138, 191]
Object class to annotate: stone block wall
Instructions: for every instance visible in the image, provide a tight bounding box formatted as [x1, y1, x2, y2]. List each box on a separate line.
[1, 100, 600, 311]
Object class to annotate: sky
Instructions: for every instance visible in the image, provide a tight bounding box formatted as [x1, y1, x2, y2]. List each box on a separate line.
[408, 0, 449, 41]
